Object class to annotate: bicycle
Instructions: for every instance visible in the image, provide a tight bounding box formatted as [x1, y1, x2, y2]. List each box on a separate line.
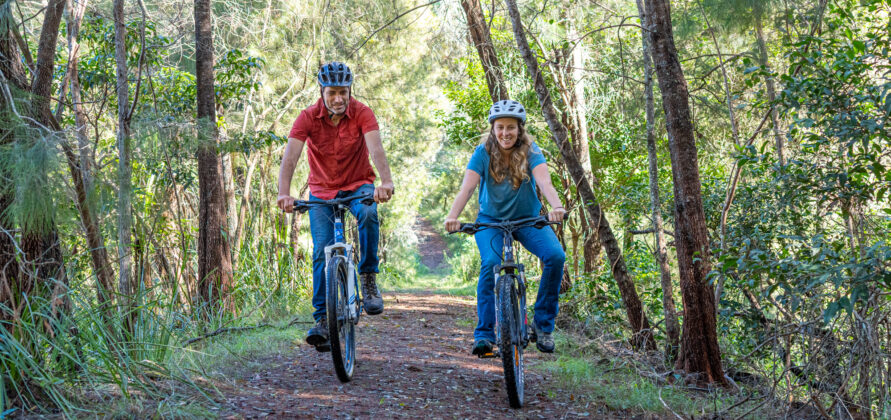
[294, 193, 374, 383]
[451, 215, 562, 408]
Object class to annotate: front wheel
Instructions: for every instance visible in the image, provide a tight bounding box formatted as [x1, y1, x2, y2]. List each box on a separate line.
[497, 275, 524, 408]
[326, 255, 355, 383]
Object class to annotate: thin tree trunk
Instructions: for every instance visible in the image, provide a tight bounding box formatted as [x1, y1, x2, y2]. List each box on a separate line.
[697, 0, 740, 146]
[195, 0, 234, 313]
[568, 19, 590, 173]
[754, 14, 785, 166]
[644, 0, 726, 385]
[504, 0, 655, 350]
[113, 0, 134, 322]
[460, 0, 508, 102]
[637, 0, 679, 361]
[64, 0, 115, 311]
[234, 153, 260, 257]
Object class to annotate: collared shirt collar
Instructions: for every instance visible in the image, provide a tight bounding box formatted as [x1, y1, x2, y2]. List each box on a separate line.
[314, 97, 355, 120]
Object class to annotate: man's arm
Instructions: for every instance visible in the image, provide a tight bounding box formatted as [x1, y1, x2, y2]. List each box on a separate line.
[276, 137, 306, 212]
[363, 129, 394, 203]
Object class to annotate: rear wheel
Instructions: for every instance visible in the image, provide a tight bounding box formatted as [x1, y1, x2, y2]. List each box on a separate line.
[326, 255, 355, 383]
[497, 275, 524, 408]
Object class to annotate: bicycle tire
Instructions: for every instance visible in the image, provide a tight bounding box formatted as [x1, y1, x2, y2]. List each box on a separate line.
[326, 255, 355, 383]
[497, 275, 524, 408]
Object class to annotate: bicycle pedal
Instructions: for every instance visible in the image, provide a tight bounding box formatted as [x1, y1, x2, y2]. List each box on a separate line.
[477, 350, 498, 359]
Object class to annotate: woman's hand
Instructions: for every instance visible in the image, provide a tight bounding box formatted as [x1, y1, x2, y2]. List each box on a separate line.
[548, 207, 566, 223]
[444, 217, 461, 233]
[277, 195, 296, 213]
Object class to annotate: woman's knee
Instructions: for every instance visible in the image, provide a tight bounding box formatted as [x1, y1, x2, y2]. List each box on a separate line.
[543, 249, 566, 268]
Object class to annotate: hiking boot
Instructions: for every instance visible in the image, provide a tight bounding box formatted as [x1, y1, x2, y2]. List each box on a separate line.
[471, 339, 495, 358]
[306, 318, 331, 352]
[361, 273, 384, 315]
[531, 324, 555, 353]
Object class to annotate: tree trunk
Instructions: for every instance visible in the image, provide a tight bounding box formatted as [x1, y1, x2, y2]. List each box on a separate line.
[697, 1, 740, 146]
[644, 0, 726, 384]
[460, 0, 508, 102]
[195, 0, 234, 313]
[636, 0, 679, 361]
[23, 0, 69, 324]
[568, 18, 590, 173]
[754, 14, 785, 166]
[0, 0, 24, 327]
[113, 0, 135, 325]
[504, 0, 655, 351]
[64, 0, 115, 312]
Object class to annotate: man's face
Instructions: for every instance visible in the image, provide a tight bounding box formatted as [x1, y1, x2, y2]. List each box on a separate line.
[323, 86, 350, 115]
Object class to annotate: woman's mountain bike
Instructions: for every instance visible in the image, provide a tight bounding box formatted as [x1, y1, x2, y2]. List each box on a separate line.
[294, 193, 374, 383]
[452, 215, 562, 408]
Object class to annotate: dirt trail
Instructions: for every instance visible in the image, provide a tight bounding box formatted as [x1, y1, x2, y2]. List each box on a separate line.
[217, 293, 617, 419]
[415, 217, 449, 270]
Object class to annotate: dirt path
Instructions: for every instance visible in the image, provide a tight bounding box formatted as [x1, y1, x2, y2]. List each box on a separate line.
[415, 217, 449, 270]
[217, 293, 616, 419]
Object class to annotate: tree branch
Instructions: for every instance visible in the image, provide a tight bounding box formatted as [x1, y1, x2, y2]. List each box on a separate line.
[348, 0, 442, 57]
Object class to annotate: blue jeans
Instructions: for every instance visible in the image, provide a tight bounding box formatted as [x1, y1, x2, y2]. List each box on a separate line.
[473, 215, 565, 342]
[308, 184, 379, 321]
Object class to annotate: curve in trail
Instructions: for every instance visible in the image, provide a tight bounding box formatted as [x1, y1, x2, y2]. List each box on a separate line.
[219, 293, 604, 419]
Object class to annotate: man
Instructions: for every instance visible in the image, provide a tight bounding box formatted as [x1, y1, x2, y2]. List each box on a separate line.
[277, 61, 394, 352]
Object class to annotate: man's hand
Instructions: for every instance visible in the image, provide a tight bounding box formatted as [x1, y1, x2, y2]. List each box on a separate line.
[548, 207, 567, 223]
[444, 217, 461, 233]
[277, 195, 296, 213]
[374, 182, 394, 203]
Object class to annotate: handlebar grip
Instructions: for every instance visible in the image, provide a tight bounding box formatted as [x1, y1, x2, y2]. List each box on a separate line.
[293, 200, 310, 214]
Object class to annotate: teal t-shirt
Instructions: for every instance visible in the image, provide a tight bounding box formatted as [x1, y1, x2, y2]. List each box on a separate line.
[467, 142, 547, 220]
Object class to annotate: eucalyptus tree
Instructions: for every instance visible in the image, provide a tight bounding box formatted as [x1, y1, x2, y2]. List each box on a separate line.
[644, 0, 726, 384]
[195, 0, 234, 313]
[635, 0, 679, 361]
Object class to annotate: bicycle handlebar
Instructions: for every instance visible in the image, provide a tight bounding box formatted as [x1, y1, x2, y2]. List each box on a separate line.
[293, 193, 375, 214]
[449, 214, 566, 235]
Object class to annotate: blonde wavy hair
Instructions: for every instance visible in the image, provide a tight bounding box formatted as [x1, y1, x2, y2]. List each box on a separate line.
[484, 124, 533, 189]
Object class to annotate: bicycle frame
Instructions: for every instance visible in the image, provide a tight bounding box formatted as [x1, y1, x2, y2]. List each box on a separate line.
[323, 205, 360, 322]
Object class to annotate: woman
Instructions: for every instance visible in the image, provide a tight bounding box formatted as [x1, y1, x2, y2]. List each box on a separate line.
[444, 100, 566, 355]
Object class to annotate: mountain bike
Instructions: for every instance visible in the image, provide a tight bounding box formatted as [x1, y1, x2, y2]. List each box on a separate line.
[451, 215, 562, 408]
[294, 193, 374, 383]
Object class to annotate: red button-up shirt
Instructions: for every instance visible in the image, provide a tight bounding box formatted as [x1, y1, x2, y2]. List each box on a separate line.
[288, 97, 379, 200]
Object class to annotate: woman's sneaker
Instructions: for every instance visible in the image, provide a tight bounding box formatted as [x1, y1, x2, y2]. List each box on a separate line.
[305, 318, 330, 352]
[471, 339, 495, 358]
[531, 324, 555, 353]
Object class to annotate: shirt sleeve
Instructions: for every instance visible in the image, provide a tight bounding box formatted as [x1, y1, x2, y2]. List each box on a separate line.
[528, 142, 547, 170]
[288, 111, 310, 142]
[467, 145, 488, 176]
[356, 106, 380, 134]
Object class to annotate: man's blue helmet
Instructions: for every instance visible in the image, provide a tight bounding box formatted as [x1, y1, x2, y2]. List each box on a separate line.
[318, 61, 353, 87]
[487, 100, 527, 125]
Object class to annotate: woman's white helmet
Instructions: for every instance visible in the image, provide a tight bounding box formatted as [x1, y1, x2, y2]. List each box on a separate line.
[487, 100, 527, 125]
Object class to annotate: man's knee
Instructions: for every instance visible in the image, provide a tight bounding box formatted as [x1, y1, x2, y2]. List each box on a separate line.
[355, 205, 378, 224]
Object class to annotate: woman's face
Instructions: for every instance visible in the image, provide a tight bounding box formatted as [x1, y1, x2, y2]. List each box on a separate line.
[493, 117, 520, 150]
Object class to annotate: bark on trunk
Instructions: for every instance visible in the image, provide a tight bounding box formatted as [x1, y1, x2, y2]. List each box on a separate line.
[504, 0, 655, 350]
[644, 0, 726, 384]
[23, 0, 69, 322]
[113, 0, 135, 323]
[195, 0, 234, 313]
[636, 0, 679, 361]
[754, 15, 785, 166]
[460, 0, 508, 102]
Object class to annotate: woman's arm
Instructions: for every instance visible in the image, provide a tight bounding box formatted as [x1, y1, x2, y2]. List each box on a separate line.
[444, 170, 482, 232]
[532, 164, 566, 222]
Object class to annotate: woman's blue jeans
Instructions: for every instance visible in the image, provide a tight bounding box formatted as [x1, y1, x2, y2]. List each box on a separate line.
[308, 184, 379, 322]
[473, 215, 565, 342]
